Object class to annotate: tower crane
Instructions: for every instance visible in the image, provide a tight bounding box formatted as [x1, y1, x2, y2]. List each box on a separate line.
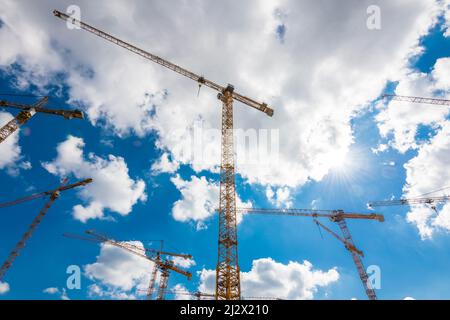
[0, 178, 92, 282]
[54, 9, 274, 300]
[63, 230, 192, 300]
[368, 195, 450, 212]
[0, 96, 84, 144]
[237, 208, 383, 300]
[382, 94, 450, 106]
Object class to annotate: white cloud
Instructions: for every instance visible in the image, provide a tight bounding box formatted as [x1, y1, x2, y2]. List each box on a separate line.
[376, 57, 450, 153]
[444, 2, 450, 37]
[43, 287, 59, 294]
[43, 287, 70, 300]
[85, 241, 153, 298]
[404, 296, 416, 300]
[0, 0, 446, 188]
[171, 256, 196, 269]
[198, 258, 339, 300]
[371, 143, 388, 154]
[266, 186, 293, 208]
[0, 281, 9, 295]
[170, 175, 217, 227]
[42, 135, 146, 222]
[61, 288, 70, 300]
[170, 174, 251, 229]
[432, 57, 450, 91]
[151, 152, 179, 174]
[88, 284, 137, 300]
[402, 121, 450, 239]
[172, 283, 191, 300]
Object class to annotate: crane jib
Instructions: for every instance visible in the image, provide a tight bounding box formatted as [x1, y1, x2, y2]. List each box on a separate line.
[52, 10, 274, 117]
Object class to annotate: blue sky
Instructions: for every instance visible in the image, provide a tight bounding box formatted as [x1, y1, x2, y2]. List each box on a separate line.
[0, 1, 450, 300]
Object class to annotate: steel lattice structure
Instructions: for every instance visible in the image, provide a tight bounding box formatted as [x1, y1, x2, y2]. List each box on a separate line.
[0, 179, 92, 282]
[216, 87, 240, 299]
[383, 94, 450, 106]
[240, 207, 381, 300]
[0, 96, 83, 144]
[64, 230, 192, 300]
[368, 196, 450, 208]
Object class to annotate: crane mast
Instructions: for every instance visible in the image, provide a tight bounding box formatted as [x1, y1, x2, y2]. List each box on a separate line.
[54, 9, 274, 300]
[382, 94, 450, 106]
[0, 179, 92, 282]
[240, 207, 381, 300]
[157, 266, 171, 300]
[0, 96, 84, 144]
[334, 217, 376, 300]
[147, 255, 160, 299]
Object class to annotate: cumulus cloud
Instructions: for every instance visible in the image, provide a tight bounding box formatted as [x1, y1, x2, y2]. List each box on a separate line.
[170, 174, 251, 229]
[0, 0, 446, 189]
[198, 258, 339, 300]
[0, 281, 10, 295]
[402, 121, 450, 238]
[151, 152, 180, 174]
[172, 256, 196, 269]
[43, 287, 59, 294]
[266, 186, 293, 208]
[376, 57, 450, 153]
[43, 287, 69, 300]
[172, 284, 192, 300]
[84, 244, 193, 300]
[84, 241, 153, 299]
[42, 135, 146, 222]
[444, 3, 450, 37]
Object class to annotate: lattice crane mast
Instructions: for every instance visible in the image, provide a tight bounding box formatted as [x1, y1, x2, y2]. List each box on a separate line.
[382, 94, 450, 106]
[0, 178, 92, 282]
[54, 9, 274, 300]
[237, 208, 383, 300]
[63, 230, 192, 300]
[0, 96, 84, 144]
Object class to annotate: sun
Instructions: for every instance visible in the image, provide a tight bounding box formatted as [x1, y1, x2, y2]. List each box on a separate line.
[328, 149, 351, 172]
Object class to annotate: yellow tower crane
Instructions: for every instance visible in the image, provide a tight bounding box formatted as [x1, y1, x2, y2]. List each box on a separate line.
[237, 208, 384, 300]
[64, 230, 192, 300]
[0, 96, 84, 144]
[53, 9, 274, 300]
[0, 178, 92, 283]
